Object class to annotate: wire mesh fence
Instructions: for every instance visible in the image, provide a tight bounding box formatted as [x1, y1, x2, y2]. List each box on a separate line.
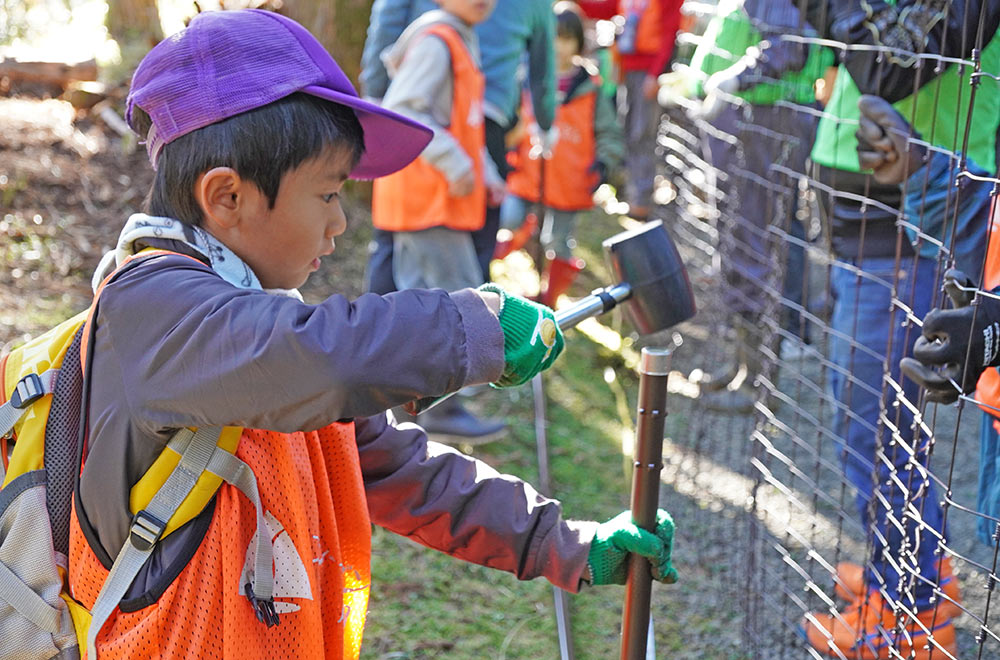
[651, 1, 1000, 657]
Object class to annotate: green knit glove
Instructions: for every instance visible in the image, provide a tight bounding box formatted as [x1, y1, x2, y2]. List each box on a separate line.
[587, 509, 678, 586]
[479, 284, 565, 388]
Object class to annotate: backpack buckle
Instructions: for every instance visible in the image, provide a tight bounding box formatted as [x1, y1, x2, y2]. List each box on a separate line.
[245, 582, 280, 627]
[10, 374, 44, 409]
[129, 510, 166, 552]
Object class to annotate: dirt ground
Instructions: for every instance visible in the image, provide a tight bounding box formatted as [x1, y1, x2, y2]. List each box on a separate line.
[0, 94, 374, 352]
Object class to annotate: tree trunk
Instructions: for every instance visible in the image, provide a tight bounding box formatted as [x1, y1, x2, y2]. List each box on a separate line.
[105, 0, 164, 45]
[279, 0, 374, 86]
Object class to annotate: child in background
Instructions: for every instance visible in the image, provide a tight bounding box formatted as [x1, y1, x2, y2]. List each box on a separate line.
[500, 1, 624, 307]
[371, 0, 509, 442]
[67, 9, 677, 659]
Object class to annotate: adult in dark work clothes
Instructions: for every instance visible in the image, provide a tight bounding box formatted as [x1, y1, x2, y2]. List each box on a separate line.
[361, 0, 556, 294]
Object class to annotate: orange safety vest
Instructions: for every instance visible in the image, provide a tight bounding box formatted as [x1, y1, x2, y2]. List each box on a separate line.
[507, 82, 600, 212]
[69, 255, 372, 659]
[977, 199, 1000, 415]
[371, 23, 486, 232]
[616, 0, 662, 57]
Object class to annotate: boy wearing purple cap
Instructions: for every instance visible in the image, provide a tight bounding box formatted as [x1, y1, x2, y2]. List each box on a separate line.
[64, 9, 678, 659]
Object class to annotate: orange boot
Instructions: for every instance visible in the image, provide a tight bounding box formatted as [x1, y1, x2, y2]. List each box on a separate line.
[494, 214, 539, 260]
[834, 558, 962, 620]
[538, 256, 585, 308]
[801, 592, 957, 659]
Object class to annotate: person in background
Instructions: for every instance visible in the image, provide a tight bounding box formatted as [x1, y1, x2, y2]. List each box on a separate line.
[576, 0, 685, 221]
[674, 0, 832, 414]
[794, 3, 1000, 656]
[360, 0, 557, 293]
[370, 0, 508, 444]
[499, 1, 624, 308]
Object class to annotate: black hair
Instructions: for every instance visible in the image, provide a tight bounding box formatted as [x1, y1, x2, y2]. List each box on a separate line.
[130, 93, 365, 226]
[554, 2, 586, 56]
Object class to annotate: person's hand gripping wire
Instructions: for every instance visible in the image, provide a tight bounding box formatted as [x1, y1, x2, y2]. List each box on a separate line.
[901, 269, 1000, 403]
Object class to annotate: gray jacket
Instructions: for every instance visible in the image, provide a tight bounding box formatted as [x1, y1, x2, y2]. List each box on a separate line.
[77, 249, 594, 606]
[360, 0, 556, 130]
[381, 10, 503, 187]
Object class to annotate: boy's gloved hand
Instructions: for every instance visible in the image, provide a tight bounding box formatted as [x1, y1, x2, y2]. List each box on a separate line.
[900, 269, 1000, 403]
[587, 509, 678, 586]
[856, 94, 927, 185]
[479, 284, 565, 387]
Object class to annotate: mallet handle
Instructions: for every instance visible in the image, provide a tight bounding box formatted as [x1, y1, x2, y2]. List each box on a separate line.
[621, 347, 672, 660]
[404, 283, 633, 416]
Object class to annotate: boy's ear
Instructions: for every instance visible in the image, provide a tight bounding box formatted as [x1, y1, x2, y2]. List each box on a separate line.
[195, 167, 244, 230]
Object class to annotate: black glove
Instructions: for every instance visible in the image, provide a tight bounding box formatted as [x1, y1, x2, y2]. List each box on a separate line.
[856, 95, 927, 185]
[900, 269, 1000, 403]
[588, 160, 608, 193]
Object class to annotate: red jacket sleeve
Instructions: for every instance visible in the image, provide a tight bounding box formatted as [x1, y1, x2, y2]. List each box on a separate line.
[576, 0, 619, 20]
[648, 0, 684, 78]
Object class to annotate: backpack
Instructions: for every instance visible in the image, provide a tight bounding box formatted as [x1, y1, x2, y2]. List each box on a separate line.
[0, 250, 278, 660]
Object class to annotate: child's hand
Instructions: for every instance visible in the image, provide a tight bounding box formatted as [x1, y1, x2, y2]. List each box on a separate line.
[449, 170, 476, 197]
[586, 509, 678, 585]
[588, 161, 607, 192]
[487, 180, 506, 207]
[478, 284, 565, 387]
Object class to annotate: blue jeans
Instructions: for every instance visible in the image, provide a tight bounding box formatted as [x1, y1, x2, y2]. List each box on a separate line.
[979, 410, 1000, 546]
[828, 254, 943, 609]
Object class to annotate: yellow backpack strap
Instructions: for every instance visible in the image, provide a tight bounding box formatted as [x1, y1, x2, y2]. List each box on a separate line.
[88, 426, 278, 657]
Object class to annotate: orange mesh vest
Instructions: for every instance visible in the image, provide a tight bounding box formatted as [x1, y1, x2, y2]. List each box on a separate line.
[615, 0, 662, 57]
[507, 83, 600, 211]
[977, 200, 1000, 415]
[371, 23, 486, 232]
[69, 255, 372, 659]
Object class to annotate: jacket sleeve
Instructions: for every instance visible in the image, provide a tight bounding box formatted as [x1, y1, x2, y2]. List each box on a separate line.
[359, 0, 414, 100]
[356, 412, 598, 592]
[646, 0, 685, 78]
[735, 0, 810, 86]
[527, 4, 557, 131]
[593, 81, 625, 170]
[97, 255, 504, 434]
[804, 0, 1000, 102]
[382, 33, 473, 184]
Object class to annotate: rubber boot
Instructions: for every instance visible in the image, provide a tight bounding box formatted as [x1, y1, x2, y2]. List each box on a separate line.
[494, 214, 539, 260]
[538, 255, 586, 308]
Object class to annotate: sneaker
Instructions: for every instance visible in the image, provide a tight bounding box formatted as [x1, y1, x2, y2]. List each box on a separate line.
[415, 399, 506, 446]
[834, 559, 962, 620]
[801, 592, 957, 659]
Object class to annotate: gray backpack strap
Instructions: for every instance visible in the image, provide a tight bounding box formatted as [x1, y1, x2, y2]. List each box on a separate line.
[86, 426, 220, 659]
[0, 369, 60, 440]
[86, 427, 277, 658]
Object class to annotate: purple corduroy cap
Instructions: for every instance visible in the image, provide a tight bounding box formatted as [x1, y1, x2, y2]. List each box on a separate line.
[125, 9, 432, 179]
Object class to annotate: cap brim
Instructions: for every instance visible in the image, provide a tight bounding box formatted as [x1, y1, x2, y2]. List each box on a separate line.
[303, 85, 432, 180]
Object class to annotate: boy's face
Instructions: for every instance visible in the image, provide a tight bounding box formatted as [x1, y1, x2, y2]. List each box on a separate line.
[237, 145, 352, 290]
[437, 0, 496, 25]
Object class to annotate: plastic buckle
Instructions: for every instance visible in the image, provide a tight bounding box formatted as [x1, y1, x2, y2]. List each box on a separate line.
[129, 510, 166, 552]
[10, 374, 44, 409]
[245, 582, 280, 627]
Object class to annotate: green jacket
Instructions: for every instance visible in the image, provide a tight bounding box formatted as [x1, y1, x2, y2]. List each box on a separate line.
[688, 0, 833, 106]
[811, 22, 1000, 173]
